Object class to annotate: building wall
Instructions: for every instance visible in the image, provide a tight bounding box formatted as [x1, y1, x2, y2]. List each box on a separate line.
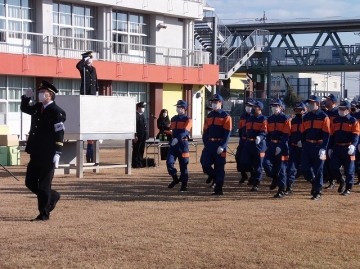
[162, 84, 183, 119]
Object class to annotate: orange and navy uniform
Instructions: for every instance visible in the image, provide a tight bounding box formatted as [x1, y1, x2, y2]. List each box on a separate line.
[323, 107, 338, 182]
[166, 114, 192, 182]
[240, 114, 267, 183]
[326, 107, 339, 127]
[235, 112, 252, 171]
[300, 109, 330, 192]
[286, 114, 303, 186]
[263, 112, 291, 188]
[201, 108, 232, 184]
[328, 114, 359, 185]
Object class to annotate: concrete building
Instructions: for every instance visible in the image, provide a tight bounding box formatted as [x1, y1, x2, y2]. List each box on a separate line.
[0, 0, 218, 139]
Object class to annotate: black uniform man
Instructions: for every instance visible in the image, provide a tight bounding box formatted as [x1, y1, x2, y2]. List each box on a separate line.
[132, 102, 147, 168]
[76, 50, 99, 95]
[21, 80, 66, 221]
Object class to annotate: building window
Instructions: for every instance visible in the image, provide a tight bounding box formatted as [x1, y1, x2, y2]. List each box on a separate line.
[112, 81, 147, 104]
[112, 11, 148, 54]
[53, 2, 96, 50]
[0, 0, 34, 40]
[53, 78, 80, 95]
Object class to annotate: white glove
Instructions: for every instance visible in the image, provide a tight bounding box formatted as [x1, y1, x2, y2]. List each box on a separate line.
[297, 140, 302, 148]
[275, 147, 281, 155]
[358, 144, 360, 153]
[255, 136, 261, 144]
[25, 87, 33, 98]
[319, 148, 326, 160]
[217, 146, 224, 154]
[99, 140, 103, 144]
[53, 153, 60, 168]
[328, 149, 333, 158]
[171, 138, 178, 146]
[84, 56, 90, 61]
[348, 145, 355, 155]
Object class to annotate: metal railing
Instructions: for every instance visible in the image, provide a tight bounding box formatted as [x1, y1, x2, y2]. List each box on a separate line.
[217, 29, 270, 76]
[0, 30, 210, 67]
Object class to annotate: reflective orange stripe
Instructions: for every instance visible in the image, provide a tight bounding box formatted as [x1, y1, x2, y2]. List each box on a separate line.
[306, 139, 323, 143]
[182, 152, 190, 158]
[281, 156, 289, 161]
[322, 117, 330, 133]
[336, 142, 351, 146]
[350, 156, 356, 161]
[260, 152, 265, 157]
[221, 152, 226, 158]
[238, 119, 246, 129]
[223, 116, 232, 131]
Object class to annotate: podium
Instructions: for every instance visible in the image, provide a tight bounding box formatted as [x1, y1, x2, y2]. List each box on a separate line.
[55, 95, 136, 178]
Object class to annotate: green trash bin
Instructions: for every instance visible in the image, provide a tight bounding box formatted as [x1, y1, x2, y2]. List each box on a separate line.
[7, 146, 20, 165]
[0, 146, 8, 165]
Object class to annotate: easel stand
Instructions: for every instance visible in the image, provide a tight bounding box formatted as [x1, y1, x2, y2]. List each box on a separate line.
[0, 163, 20, 181]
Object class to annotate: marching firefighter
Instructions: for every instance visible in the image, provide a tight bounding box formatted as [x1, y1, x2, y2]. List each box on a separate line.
[167, 100, 192, 192]
[286, 101, 306, 195]
[240, 100, 267, 192]
[300, 95, 330, 200]
[201, 94, 232, 195]
[328, 100, 359, 196]
[235, 98, 254, 184]
[263, 98, 291, 198]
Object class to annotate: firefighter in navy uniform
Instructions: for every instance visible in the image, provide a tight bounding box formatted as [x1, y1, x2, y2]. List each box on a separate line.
[286, 102, 306, 194]
[167, 100, 192, 192]
[240, 100, 267, 192]
[323, 93, 339, 189]
[76, 50, 99, 95]
[263, 98, 291, 198]
[21, 80, 66, 221]
[235, 98, 254, 184]
[201, 94, 232, 195]
[132, 102, 147, 168]
[328, 100, 359, 196]
[300, 95, 330, 200]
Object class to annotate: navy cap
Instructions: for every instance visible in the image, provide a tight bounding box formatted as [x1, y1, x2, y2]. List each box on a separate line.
[174, 100, 187, 108]
[338, 100, 351, 109]
[351, 100, 358, 107]
[306, 95, 321, 103]
[81, 50, 93, 59]
[324, 93, 337, 102]
[209, 93, 224, 102]
[293, 102, 305, 110]
[253, 100, 264, 109]
[136, 101, 146, 108]
[38, 80, 58, 94]
[270, 98, 282, 106]
[245, 98, 255, 105]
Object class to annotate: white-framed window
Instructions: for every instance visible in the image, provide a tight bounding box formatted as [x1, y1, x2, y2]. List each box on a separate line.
[112, 82, 147, 104]
[53, 78, 80, 95]
[0, 0, 34, 40]
[112, 11, 148, 54]
[53, 2, 96, 50]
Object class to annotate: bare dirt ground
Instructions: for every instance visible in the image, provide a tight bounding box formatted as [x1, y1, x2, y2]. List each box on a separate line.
[1, 142, 360, 269]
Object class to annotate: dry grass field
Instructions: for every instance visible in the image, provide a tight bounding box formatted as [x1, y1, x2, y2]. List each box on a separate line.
[1, 142, 360, 269]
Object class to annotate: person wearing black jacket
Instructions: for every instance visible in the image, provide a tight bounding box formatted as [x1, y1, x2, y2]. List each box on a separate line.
[132, 102, 147, 168]
[76, 50, 99, 95]
[156, 109, 172, 160]
[21, 80, 66, 221]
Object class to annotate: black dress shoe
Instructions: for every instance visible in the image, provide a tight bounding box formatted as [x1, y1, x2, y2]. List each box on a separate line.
[342, 189, 351, 196]
[337, 178, 345, 193]
[206, 176, 214, 184]
[274, 191, 285, 198]
[180, 183, 187, 192]
[311, 191, 322, 201]
[30, 215, 49, 222]
[326, 180, 335, 189]
[250, 185, 259, 192]
[49, 195, 61, 213]
[168, 179, 179, 188]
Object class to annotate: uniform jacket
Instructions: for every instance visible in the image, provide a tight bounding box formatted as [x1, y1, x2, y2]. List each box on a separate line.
[170, 114, 192, 141]
[266, 112, 291, 148]
[21, 96, 66, 160]
[301, 109, 330, 149]
[289, 115, 303, 145]
[328, 114, 360, 149]
[135, 112, 147, 141]
[237, 112, 251, 139]
[202, 109, 232, 149]
[76, 60, 99, 95]
[244, 113, 267, 141]
[326, 107, 339, 126]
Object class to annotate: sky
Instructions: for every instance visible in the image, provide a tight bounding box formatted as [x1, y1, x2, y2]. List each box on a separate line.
[206, 0, 360, 98]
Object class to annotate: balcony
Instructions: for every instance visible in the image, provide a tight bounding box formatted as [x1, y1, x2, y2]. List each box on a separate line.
[0, 30, 210, 68]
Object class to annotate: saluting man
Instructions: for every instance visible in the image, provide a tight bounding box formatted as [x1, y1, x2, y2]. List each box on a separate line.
[76, 50, 99, 96]
[201, 94, 232, 195]
[328, 100, 360, 196]
[21, 80, 66, 221]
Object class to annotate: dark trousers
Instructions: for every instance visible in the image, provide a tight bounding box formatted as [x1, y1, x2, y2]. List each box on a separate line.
[300, 143, 324, 192]
[263, 143, 288, 188]
[132, 139, 145, 168]
[25, 158, 59, 218]
[286, 145, 302, 186]
[330, 145, 355, 185]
